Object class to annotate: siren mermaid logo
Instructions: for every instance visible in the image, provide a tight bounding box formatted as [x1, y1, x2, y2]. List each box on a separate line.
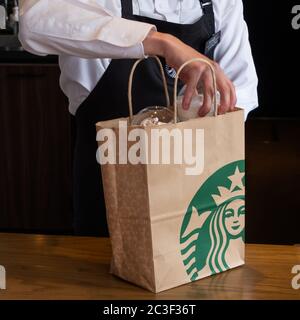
[180, 160, 245, 281]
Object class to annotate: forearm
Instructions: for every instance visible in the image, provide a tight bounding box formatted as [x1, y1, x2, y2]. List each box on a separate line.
[142, 31, 170, 57]
[143, 30, 214, 69]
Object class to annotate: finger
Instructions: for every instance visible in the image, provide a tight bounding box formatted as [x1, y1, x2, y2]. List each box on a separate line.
[182, 76, 200, 110]
[218, 82, 231, 114]
[181, 61, 208, 110]
[199, 73, 213, 117]
[229, 82, 237, 111]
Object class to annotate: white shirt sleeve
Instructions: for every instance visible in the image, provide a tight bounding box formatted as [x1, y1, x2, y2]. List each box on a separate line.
[214, 0, 259, 118]
[19, 0, 156, 59]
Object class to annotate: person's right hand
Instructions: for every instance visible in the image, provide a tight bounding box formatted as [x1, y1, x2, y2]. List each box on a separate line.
[143, 31, 237, 116]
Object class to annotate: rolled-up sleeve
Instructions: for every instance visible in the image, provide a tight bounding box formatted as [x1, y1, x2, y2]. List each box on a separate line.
[214, 0, 259, 119]
[19, 0, 156, 59]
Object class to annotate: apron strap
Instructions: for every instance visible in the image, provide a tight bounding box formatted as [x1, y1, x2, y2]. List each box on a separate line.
[199, 0, 214, 15]
[200, 0, 216, 46]
[121, 0, 133, 18]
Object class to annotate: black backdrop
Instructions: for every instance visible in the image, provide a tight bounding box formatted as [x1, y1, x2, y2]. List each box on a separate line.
[243, 0, 300, 118]
[242, 1, 300, 244]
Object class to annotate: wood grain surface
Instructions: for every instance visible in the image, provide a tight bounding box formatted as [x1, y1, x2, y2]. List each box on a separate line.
[0, 233, 299, 300]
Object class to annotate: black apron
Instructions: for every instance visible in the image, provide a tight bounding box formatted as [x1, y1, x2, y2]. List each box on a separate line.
[74, 0, 220, 236]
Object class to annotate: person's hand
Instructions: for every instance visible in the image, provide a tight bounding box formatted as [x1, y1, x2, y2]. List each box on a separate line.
[143, 31, 237, 116]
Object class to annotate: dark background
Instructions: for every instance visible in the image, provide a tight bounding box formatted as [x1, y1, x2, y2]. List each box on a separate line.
[0, 1, 299, 244]
[243, 1, 300, 244]
[244, 0, 300, 118]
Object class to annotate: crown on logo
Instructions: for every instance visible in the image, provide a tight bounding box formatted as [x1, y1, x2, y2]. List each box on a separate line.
[212, 167, 245, 206]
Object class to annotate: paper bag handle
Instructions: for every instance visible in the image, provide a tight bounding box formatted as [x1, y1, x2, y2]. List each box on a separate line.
[173, 58, 218, 123]
[128, 56, 171, 123]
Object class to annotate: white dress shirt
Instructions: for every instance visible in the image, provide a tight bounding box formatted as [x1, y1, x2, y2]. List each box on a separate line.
[19, 0, 258, 117]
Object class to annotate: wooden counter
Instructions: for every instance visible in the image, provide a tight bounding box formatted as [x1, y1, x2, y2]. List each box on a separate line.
[0, 233, 299, 300]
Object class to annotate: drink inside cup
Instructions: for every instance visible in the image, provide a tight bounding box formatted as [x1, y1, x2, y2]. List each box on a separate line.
[177, 92, 220, 121]
[131, 106, 174, 126]
[131, 92, 221, 126]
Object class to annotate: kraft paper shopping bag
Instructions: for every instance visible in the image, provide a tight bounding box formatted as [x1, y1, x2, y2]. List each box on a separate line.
[96, 57, 245, 293]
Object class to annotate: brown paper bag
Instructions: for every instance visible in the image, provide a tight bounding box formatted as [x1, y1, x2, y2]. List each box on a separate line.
[96, 57, 245, 293]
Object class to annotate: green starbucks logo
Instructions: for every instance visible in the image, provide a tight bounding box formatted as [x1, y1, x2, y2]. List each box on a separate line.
[180, 160, 245, 281]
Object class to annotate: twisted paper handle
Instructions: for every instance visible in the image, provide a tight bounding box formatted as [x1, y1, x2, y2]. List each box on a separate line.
[128, 56, 171, 123]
